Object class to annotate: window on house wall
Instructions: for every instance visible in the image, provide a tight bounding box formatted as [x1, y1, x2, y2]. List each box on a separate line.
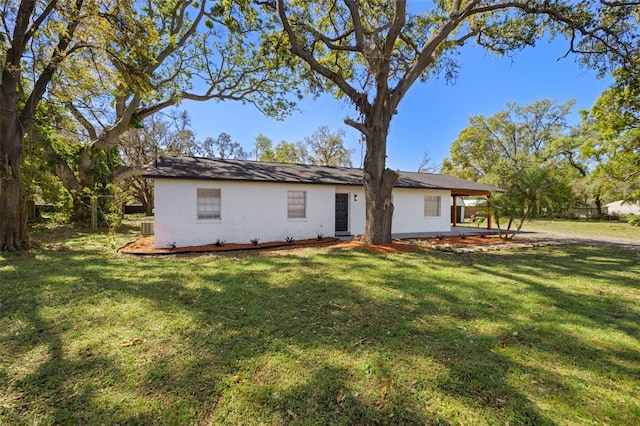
[424, 195, 441, 217]
[197, 188, 221, 220]
[288, 190, 306, 219]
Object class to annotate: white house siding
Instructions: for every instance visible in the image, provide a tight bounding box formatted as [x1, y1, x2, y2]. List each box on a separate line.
[391, 188, 452, 234]
[333, 186, 452, 236]
[154, 179, 335, 248]
[606, 200, 640, 215]
[154, 180, 453, 248]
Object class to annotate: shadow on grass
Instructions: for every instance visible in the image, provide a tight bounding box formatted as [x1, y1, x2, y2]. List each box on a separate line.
[470, 245, 640, 340]
[1, 241, 639, 424]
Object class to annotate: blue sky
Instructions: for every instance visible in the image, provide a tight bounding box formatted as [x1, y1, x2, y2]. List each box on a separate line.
[182, 38, 612, 172]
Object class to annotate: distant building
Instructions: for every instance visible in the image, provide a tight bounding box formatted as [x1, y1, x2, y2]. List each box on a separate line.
[606, 200, 640, 216]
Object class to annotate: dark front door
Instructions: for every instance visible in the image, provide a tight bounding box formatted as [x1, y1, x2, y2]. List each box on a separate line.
[335, 193, 349, 233]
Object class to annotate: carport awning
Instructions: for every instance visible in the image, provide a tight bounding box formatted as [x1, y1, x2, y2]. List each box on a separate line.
[450, 192, 496, 230]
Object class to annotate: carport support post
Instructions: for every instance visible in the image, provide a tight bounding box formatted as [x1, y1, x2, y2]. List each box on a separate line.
[452, 196, 457, 227]
[487, 195, 492, 230]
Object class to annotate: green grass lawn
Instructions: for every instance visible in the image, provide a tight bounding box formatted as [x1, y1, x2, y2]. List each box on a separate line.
[1, 224, 639, 425]
[519, 219, 640, 240]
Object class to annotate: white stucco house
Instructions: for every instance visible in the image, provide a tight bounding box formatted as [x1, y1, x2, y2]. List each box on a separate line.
[143, 156, 499, 248]
[606, 200, 640, 216]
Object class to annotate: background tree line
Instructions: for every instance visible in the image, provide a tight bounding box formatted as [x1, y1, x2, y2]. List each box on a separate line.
[441, 94, 640, 238]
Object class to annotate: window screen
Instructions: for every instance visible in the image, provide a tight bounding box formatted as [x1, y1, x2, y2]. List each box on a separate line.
[288, 191, 306, 219]
[197, 188, 221, 220]
[424, 195, 441, 217]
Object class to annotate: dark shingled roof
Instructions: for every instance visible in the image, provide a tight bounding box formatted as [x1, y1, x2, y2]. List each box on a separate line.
[144, 156, 501, 195]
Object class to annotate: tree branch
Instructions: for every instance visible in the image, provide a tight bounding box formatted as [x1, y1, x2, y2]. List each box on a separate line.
[21, 0, 85, 130]
[298, 22, 359, 52]
[112, 163, 153, 183]
[147, 0, 206, 75]
[344, 117, 371, 139]
[344, 0, 365, 49]
[600, 1, 640, 5]
[382, 0, 406, 60]
[90, 94, 142, 151]
[275, 0, 368, 112]
[66, 101, 98, 140]
[24, 0, 58, 45]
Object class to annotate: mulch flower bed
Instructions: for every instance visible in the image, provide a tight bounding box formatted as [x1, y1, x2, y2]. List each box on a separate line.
[119, 234, 551, 256]
[118, 236, 342, 255]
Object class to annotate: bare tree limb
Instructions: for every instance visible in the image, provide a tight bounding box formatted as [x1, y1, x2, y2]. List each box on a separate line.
[275, 0, 369, 113]
[66, 102, 98, 140]
[112, 163, 153, 183]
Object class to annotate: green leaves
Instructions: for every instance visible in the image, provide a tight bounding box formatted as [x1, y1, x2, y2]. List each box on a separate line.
[253, 126, 353, 166]
[443, 99, 576, 187]
[443, 99, 582, 235]
[581, 72, 640, 201]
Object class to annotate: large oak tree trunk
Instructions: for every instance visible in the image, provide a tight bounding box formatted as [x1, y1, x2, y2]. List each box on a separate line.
[362, 167, 398, 245]
[0, 119, 28, 251]
[0, 0, 84, 250]
[361, 119, 398, 245]
[0, 71, 28, 250]
[0, 177, 28, 251]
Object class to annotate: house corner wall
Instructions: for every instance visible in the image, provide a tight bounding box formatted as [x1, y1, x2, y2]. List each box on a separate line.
[153, 179, 335, 248]
[390, 188, 452, 234]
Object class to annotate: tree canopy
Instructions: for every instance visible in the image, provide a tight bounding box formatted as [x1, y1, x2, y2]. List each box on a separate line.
[254, 135, 307, 163]
[581, 85, 640, 201]
[442, 99, 576, 186]
[304, 126, 353, 167]
[1, 0, 302, 249]
[254, 126, 353, 165]
[443, 99, 581, 236]
[200, 133, 249, 160]
[44, 0, 299, 214]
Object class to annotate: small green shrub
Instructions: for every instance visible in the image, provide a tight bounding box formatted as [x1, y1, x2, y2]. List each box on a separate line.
[625, 214, 640, 226]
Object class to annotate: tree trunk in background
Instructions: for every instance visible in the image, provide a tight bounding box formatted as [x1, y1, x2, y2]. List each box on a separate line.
[595, 195, 602, 218]
[71, 194, 90, 222]
[144, 189, 154, 216]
